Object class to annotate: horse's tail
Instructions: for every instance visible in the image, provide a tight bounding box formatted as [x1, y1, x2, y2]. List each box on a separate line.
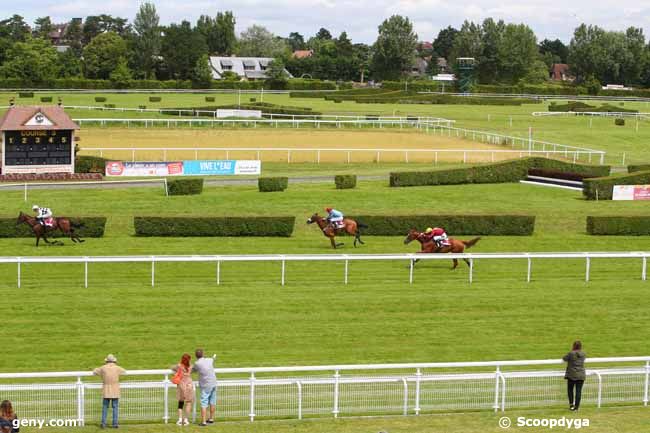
[462, 237, 481, 249]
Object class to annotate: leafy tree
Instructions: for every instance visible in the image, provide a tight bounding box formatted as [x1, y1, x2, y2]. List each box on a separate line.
[0, 36, 60, 85]
[497, 23, 538, 83]
[192, 54, 213, 88]
[214, 11, 236, 55]
[83, 31, 128, 79]
[161, 21, 208, 79]
[287, 32, 306, 51]
[315, 28, 332, 40]
[83, 15, 130, 44]
[133, 2, 161, 79]
[521, 60, 550, 84]
[63, 18, 84, 55]
[539, 39, 568, 64]
[266, 58, 289, 88]
[238, 25, 288, 57]
[109, 58, 133, 88]
[34, 17, 53, 40]
[477, 18, 504, 84]
[0, 15, 30, 41]
[432, 26, 458, 59]
[371, 15, 418, 81]
[58, 49, 82, 77]
[449, 20, 483, 65]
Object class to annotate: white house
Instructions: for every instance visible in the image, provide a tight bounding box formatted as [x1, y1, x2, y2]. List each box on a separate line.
[209, 56, 293, 80]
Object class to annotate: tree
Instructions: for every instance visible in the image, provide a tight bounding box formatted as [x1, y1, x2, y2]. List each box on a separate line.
[287, 32, 305, 51]
[214, 11, 236, 55]
[63, 18, 84, 55]
[371, 15, 418, 81]
[83, 32, 128, 79]
[133, 2, 161, 79]
[161, 21, 208, 79]
[266, 58, 289, 88]
[432, 26, 458, 59]
[0, 36, 60, 85]
[109, 58, 133, 88]
[83, 15, 130, 44]
[477, 18, 504, 84]
[238, 25, 288, 57]
[539, 39, 568, 64]
[497, 23, 538, 83]
[449, 20, 483, 66]
[315, 28, 332, 40]
[58, 49, 82, 77]
[34, 16, 53, 40]
[521, 60, 550, 84]
[0, 15, 30, 41]
[192, 54, 213, 88]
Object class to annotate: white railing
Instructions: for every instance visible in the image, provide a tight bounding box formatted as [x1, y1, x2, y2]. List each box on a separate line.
[1, 357, 648, 424]
[0, 179, 168, 202]
[533, 111, 650, 119]
[1, 252, 647, 288]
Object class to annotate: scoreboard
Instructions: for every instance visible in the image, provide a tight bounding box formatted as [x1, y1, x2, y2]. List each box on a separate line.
[3, 130, 73, 166]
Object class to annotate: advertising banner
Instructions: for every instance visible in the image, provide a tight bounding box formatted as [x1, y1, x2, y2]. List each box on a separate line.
[216, 109, 262, 119]
[183, 160, 261, 175]
[612, 185, 650, 200]
[105, 161, 184, 177]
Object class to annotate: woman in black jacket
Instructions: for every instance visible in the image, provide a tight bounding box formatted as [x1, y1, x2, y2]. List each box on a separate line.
[563, 340, 586, 411]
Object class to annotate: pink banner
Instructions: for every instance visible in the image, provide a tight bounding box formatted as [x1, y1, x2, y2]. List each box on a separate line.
[612, 185, 650, 200]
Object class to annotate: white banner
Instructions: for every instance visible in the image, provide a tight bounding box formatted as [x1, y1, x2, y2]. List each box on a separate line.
[613, 185, 650, 200]
[216, 109, 262, 119]
[105, 161, 184, 177]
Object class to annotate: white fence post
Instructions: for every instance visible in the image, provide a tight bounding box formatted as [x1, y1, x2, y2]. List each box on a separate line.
[84, 257, 88, 288]
[585, 257, 591, 282]
[163, 374, 170, 423]
[596, 371, 603, 408]
[414, 368, 421, 415]
[76, 376, 84, 425]
[527, 256, 532, 283]
[642, 256, 647, 281]
[297, 381, 303, 420]
[644, 361, 649, 406]
[493, 366, 501, 412]
[249, 372, 256, 422]
[469, 258, 474, 284]
[281, 257, 286, 286]
[333, 369, 340, 418]
[409, 259, 414, 284]
[344, 258, 349, 285]
[216, 260, 221, 285]
[402, 378, 409, 415]
[151, 257, 155, 287]
[17, 258, 21, 288]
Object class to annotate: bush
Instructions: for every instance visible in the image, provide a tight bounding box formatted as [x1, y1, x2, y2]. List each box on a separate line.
[348, 215, 535, 236]
[628, 164, 650, 173]
[75, 155, 109, 174]
[0, 217, 107, 238]
[18, 92, 33, 98]
[549, 101, 638, 113]
[586, 216, 650, 235]
[615, 118, 625, 126]
[149, 96, 162, 102]
[166, 178, 204, 195]
[134, 216, 295, 237]
[390, 158, 610, 187]
[138, 105, 147, 110]
[335, 175, 357, 189]
[258, 177, 288, 192]
[95, 96, 107, 103]
[40, 96, 53, 102]
[583, 170, 650, 200]
[249, 98, 256, 102]
[205, 96, 215, 102]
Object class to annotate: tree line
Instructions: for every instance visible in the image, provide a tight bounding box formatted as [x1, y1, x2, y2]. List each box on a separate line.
[0, 4, 649, 88]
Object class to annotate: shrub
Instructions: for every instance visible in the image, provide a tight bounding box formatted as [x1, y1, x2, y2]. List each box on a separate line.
[149, 96, 162, 102]
[583, 170, 650, 200]
[0, 217, 107, 238]
[249, 98, 256, 102]
[95, 96, 107, 103]
[628, 164, 650, 173]
[75, 155, 109, 174]
[205, 96, 215, 102]
[104, 104, 116, 108]
[615, 118, 625, 126]
[335, 175, 357, 189]
[259, 177, 288, 192]
[134, 216, 295, 237]
[138, 105, 147, 110]
[40, 96, 53, 102]
[348, 215, 535, 236]
[18, 92, 34, 98]
[586, 216, 650, 235]
[166, 178, 204, 195]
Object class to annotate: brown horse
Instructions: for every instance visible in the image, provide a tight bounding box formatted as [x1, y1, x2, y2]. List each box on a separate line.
[17, 212, 85, 246]
[307, 213, 367, 249]
[403, 228, 481, 269]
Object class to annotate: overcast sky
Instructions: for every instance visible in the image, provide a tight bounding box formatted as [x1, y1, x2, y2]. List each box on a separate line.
[4, 0, 650, 44]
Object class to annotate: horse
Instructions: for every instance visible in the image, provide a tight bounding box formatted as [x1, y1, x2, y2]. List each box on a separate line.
[403, 228, 481, 269]
[16, 212, 85, 247]
[306, 213, 367, 249]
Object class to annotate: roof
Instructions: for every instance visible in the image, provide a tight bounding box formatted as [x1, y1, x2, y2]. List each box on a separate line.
[551, 63, 570, 80]
[245, 71, 268, 79]
[0, 106, 80, 131]
[292, 50, 313, 59]
[209, 56, 293, 80]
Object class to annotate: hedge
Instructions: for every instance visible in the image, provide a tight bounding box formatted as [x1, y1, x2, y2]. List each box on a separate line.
[40, 96, 52, 102]
[163, 102, 320, 117]
[324, 91, 539, 106]
[628, 164, 650, 173]
[583, 170, 650, 200]
[586, 216, 650, 235]
[549, 101, 638, 113]
[615, 118, 625, 126]
[259, 177, 288, 192]
[18, 92, 34, 98]
[75, 155, 109, 174]
[390, 158, 610, 187]
[149, 96, 162, 102]
[348, 215, 535, 236]
[95, 96, 107, 102]
[134, 217, 295, 237]
[527, 168, 594, 182]
[335, 175, 357, 189]
[0, 217, 107, 238]
[166, 178, 204, 195]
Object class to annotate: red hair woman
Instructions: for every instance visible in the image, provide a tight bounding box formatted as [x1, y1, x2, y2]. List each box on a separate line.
[172, 353, 195, 425]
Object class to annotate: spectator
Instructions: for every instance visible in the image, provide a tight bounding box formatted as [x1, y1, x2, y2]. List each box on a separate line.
[171, 353, 194, 426]
[563, 341, 586, 411]
[193, 349, 217, 426]
[93, 354, 126, 428]
[0, 400, 19, 433]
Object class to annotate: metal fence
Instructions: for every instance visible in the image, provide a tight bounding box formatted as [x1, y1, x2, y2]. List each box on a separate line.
[1, 252, 647, 288]
[0, 357, 648, 425]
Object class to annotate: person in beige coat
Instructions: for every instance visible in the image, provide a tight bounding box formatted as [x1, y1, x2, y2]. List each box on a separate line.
[93, 354, 126, 428]
[171, 353, 194, 426]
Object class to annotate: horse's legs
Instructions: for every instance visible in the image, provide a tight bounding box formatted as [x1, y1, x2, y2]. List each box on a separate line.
[463, 258, 471, 267]
[330, 237, 337, 249]
[452, 258, 459, 270]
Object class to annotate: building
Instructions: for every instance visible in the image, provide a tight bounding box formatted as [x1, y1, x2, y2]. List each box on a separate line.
[407, 58, 429, 78]
[48, 24, 68, 45]
[0, 106, 79, 175]
[551, 64, 573, 81]
[292, 50, 314, 59]
[209, 56, 293, 80]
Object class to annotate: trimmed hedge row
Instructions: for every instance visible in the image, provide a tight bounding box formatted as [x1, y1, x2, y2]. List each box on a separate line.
[167, 178, 204, 195]
[628, 164, 650, 173]
[259, 177, 288, 192]
[163, 102, 321, 117]
[325, 91, 539, 106]
[134, 217, 295, 237]
[349, 215, 535, 236]
[549, 101, 638, 113]
[75, 155, 109, 174]
[390, 158, 610, 187]
[586, 216, 650, 235]
[335, 175, 356, 189]
[0, 217, 107, 238]
[583, 170, 650, 200]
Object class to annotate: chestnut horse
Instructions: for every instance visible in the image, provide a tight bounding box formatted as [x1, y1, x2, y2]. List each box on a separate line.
[17, 212, 85, 246]
[307, 213, 367, 249]
[403, 228, 481, 269]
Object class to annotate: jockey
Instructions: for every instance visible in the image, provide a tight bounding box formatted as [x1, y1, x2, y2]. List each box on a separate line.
[325, 207, 344, 229]
[32, 205, 53, 227]
[424, 227, 448, 248]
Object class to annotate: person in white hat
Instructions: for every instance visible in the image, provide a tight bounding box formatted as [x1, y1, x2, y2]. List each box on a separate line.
[93, 354, 126, 429]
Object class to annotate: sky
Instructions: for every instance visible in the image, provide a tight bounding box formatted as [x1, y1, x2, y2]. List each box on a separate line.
[3, 0, 650, 44]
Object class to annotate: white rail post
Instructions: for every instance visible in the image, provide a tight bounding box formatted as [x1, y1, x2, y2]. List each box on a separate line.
[151, 257, 155, 287]
[132, 149, 135, 162]
[585, 256, 591, 282]
[409, 258, 414, 284]
[76, 376, 84, 424]
[642, 256, 647, 281]
[24, 183, 27, 202]
[17, 258, 21, 288]
[84, 257, 88, 288]
[402, 378, 408, 415]
[414, 368, 422, 415]
[347, 151, 351, 164]
[596, 371, 602, 408]
[405, 151, 409, 163]
[163, 374, 170, 423]
[644, 361, 650, 406]
[333, 369, 340, 418]
[493, 366, 501, 413]
[216, 260, 221, 285]
[527, 256, 532, 283]
[287, 150, 291, 164]
[281, 257, 286, 286]
[297, 381, 303, 420]
[344, 258, 349, 284]
[463, 151, 467, 164]
[249, 372, 256, 422]
[469, 258, 474, 283]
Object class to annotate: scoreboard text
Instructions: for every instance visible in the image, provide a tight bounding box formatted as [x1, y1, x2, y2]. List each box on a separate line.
[4, 130, 73, 166]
